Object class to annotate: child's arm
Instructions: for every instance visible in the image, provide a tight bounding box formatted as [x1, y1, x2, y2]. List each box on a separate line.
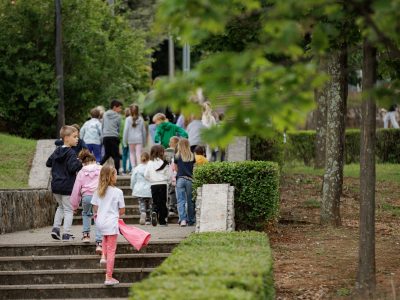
[176, 126, 188, 138]
[46, 153, 54, 168]
[130, 170, 137, 190]
[92, 205, 98, 214]
[154, 126, 161, 144]
[67, 152, 83, 174]
[119, 208, 125, 216]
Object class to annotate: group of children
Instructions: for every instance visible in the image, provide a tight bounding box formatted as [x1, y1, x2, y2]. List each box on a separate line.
[46, 117, 209, 285]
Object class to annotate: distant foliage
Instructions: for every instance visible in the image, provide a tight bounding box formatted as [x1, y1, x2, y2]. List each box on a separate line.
[193, 161, 280, 231]
[0, 0, 150, 138]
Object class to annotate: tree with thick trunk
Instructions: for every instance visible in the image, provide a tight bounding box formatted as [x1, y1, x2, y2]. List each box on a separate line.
[320, 46, 348, 226]
[356, 38, 377, 297]
[314, 59, 327, 169]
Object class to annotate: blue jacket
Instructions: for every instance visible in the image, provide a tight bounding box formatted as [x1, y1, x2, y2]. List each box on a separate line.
[46, 146, 82, 195]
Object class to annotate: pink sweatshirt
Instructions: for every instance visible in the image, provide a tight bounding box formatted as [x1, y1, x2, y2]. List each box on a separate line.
[70, 164, 102, 210]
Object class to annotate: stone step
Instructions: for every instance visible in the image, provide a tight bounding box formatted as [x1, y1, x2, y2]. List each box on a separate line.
[72, 215, 179, 225]
[0, 282, 132, 299]
[0, 240, 180, 257]
[120, 186, 132, 196]
[77, 205, 140, 216]
[116, 176, 131, 186]
[0, 267, 152, 285]
[124, 196, 138, 205]
[0, 253, 170, 271]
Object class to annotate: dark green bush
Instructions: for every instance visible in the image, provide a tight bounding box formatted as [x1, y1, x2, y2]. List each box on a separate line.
[250, 134, 284, 165]
[193, 161, 280, 231]
[255, 129, 400, 165]
[130, 232, 275, 300]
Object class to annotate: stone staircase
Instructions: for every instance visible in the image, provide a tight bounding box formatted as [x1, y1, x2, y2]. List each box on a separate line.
[0, 176, 183, 299]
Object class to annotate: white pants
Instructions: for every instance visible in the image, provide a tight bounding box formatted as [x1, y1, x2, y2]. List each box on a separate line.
[53, 194, 73, 234]
[384, 111, 399, 128]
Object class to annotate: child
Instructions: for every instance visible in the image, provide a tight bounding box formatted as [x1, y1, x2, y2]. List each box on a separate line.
[194, 145, 208, 165]
[186, 115, 206, 152]
[46, 125, 82, 241]
[121, 108, 132, 175]
[144, 145, 171, 226]
[153, 113, 188, 148]
[174, 138, 196, 227]
[80, 108, 103, 163]
[70, 149, 103, 253]
[55, 124, 88, 156]
[101, 100, 123, 174]
[123, 104, 147, 168]
[165, 136, 179, 216]
[131, 152, 152, 225]
[91, 164, 126, 286]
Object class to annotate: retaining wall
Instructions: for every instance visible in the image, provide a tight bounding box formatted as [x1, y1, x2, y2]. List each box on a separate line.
[0, 189, 56, 234]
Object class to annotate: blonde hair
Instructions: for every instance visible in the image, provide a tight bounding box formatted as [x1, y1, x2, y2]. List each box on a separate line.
[60, 125, 77, 139]
[169, 136, 179, 149]
[177, 138, 194, 162]
[97, 164, 116, 198]
[153, 113, 166, 123]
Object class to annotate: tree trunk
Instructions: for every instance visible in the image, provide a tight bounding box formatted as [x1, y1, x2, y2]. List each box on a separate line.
[314, 58, 327, 169]
[356, 38, 377, 297]
[55, 0, 64, 137]
[320, 46, 347, 226]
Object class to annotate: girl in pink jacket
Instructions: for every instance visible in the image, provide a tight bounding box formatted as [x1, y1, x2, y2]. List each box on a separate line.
[70, 149, 103, 254]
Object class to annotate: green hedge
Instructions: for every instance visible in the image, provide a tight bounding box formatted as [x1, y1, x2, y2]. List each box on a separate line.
[252, 129, 400, 165]
[130, 232, 275, 300]
[250, 134, 284, 166]
[193, 161, 280, 231]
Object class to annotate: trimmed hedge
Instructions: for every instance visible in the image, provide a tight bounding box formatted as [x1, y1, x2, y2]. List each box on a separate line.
[252, 129, 400, 165]
[193, 161, 280, 231]
[130, 232, 275, 300]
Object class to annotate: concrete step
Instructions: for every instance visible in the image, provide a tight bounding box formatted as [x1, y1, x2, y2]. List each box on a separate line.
[76, 205, 139, 216]
[0, 253, 170, 271]
[120, 186, 132, 196]
[116, 176, 131, 186]
[0, 282, 132, 299]
[72, 215, 179, 225]
[0, 267, 152, 285]
[124, 196, 138, 205]
[0, 240, 180, 257]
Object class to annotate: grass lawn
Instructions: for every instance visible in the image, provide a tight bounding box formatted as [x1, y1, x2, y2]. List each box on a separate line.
[283, 162, 400, 183]
[0, 133, 37, 188]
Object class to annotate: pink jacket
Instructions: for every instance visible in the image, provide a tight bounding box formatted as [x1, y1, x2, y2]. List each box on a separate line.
[118, 219, 151, 251]
[70, 164, 102, 210]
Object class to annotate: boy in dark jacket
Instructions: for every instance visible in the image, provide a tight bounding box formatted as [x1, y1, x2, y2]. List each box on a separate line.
[54, 124, 88, 155]
[47, 125, 83, 241]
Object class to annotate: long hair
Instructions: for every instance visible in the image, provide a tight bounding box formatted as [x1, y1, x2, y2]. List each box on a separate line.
[150, 145, 164, 161]
[97, 163, 116, 198]
[130, 104, 139, 127]
[176, 138, 194, 162]
[78, 149, 96, 165]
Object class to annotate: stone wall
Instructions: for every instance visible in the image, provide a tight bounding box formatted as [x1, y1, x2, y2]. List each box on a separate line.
[0, 189, 56, 234]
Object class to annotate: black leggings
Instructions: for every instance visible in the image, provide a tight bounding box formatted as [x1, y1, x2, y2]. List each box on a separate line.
[101, 137, 120, 173]
[151, 184, 168, 225]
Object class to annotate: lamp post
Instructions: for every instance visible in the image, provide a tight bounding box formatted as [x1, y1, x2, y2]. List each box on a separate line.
[55, 0, 64, 136]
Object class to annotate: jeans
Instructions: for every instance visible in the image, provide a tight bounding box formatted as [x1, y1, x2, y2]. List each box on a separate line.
[101, 136, 120, 174]
[168, 185, 177, 213]
[176, 178, 195, 224]
[122, 146, 132, 173]
[53, 194, 73, 234]
[151, 184, 168, 225]
[82, 195, 102, 243]
[103, 234, 118, 278]
[87, 144, 102, 163]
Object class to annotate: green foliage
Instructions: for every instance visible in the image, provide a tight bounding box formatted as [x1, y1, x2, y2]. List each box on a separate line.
[193, 161, 280, 230]
[0, 0, 150, 138]
[250, 134, 284, 166]
[0, 133, 36, 189]
[269, 129, 400, 165]
[131, 232, 275, 300]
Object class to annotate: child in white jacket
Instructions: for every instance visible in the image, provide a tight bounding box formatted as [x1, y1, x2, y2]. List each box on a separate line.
[144, 145, 171, 226]
[131, 152, 152, 225]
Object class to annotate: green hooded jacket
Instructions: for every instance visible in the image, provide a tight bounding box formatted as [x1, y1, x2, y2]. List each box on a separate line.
[154, 122, 188, 148]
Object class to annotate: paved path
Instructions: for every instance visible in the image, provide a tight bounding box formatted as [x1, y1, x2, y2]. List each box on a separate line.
[0, 224, 195, 245]
[28, 139, 56, 189]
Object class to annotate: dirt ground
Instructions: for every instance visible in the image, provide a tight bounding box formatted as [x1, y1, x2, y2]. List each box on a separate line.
[270, 174, 400, 299]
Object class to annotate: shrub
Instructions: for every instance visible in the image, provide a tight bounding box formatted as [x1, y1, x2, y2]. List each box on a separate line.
[250, 134, 284, 166]
[376, 129, 400, 163]
[344, 129, 360, 164]
[286, 130, 316, 166]
[130, 232, 275, 300]
[193, 161, 280, 231]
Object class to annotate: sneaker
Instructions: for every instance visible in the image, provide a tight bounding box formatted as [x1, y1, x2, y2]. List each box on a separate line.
[62, 234, 75, 241]
[95, 242, 102, 255]
[151, 212, 158, 227]
[139, 212, 146, 225]
[145, 221, 151, 225]
[100, 256, 106, 266]
[180, 220, 187, 227]
[104, 277, 119, 286]
[51, 227, 61, 240]
[168, 211, 176, 217]
[82, 232, 90, 243]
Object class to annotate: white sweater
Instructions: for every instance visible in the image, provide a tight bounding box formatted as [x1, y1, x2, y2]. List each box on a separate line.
[144, 158, 171, 185]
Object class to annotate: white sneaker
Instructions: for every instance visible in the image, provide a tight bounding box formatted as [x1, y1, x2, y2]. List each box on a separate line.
[104, 277, 119, 286]
[139, 212, 146, 225]
[100, 256, 106, 266]
[180, 220, 187, 227]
